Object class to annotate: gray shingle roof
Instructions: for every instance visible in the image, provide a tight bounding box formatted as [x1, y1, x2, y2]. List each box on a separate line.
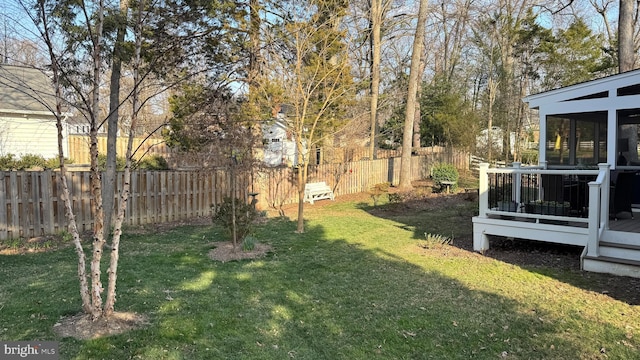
[0, 65, 57, 114]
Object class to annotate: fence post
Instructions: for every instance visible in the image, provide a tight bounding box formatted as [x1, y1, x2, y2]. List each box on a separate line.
[537, 161, 547, 200]
[512, 162, 522, 208]
[587, 182, 600, 257]
[474, 163, 491, 252]
[478, 163, 489, 218]
[598, 163, 610, 230]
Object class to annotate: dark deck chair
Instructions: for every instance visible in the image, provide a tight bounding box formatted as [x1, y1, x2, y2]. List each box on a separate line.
[612, 171, 635, 220]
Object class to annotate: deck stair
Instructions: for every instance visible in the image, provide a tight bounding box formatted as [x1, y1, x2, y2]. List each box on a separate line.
[582, 235, 640, 278]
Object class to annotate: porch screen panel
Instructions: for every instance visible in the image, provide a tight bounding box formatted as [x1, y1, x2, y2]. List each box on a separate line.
[546, 116, 570, 165]
[546, 112, 607, 166]
[576, 118, 607, 165]
[617, 108, 640, 166]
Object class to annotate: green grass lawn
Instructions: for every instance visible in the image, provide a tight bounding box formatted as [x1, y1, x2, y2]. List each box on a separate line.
[1, 194, 639, 359]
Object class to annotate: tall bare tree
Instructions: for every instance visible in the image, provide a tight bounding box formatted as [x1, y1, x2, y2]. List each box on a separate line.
[619, 0, 635, 72]
[103, 0, 146, 316]
[24, 0, 109, 319]
[16, 0, 237, 321]
[259, 1, 354, 233]
[103, 0, 130, 241]
[398, 0, 429, 191]
[368, 0, 391, 159]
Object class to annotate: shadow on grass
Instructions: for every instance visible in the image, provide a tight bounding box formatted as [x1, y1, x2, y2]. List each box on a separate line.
[482, 237, 640, 306]
[357, 194, 640, 306]
[0, 216, 631, 358]
[355, 193, 478, 242]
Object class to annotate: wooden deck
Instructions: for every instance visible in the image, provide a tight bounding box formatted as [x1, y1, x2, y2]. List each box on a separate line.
[609, 213, 640, 233]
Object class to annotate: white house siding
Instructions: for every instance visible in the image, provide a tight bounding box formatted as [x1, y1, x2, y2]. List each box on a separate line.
[262, 120, 298, 167]
[0, 114, 67, 158]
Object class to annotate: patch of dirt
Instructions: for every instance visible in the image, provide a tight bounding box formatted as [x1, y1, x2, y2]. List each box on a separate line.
[208, 241, 272, 262]
[53, 312, 149, 340]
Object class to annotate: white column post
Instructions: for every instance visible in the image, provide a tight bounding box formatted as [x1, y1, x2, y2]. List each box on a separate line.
[587, 182, 600, 257]
[586, 164, 610, 257]
[538, 161, 547, 201]
[474, 163, 491, 252]
[598, 163, 610, 230]
[478, 163, 489, 218]
[512, 162, 522, 208]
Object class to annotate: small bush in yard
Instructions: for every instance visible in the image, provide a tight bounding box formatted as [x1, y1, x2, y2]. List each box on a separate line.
[369, 182, 390, 206]
[135, 155, 169, 170]
[242, 235, 257, 251]
[417, 233, 453, 249]
[431, 163, 459, 192]
[212, 197, 258, 247]
[0, 153, 70, 170]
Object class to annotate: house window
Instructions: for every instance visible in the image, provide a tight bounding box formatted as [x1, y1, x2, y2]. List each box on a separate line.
[617, 108, 640, 166]
[617, 84, 640, 96]
[546, 112, 607, 167]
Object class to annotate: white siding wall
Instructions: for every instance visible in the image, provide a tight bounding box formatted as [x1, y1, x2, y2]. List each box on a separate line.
[0, 114, 68, 158]
[263, 122, 298, 166]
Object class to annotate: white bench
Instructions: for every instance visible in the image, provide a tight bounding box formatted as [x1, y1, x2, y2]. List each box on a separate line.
[303, 182, 335, 204]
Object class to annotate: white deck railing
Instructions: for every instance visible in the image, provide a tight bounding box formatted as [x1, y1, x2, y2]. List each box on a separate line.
[476, 162, 610, 256]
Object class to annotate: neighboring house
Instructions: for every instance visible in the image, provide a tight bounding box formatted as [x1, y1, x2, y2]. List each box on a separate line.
[262, 105, 307, 167]
[66, 117, 92, 136]
[476, 127, 537, 157]
[262, 118, 299, 167]
[476, 126, 515, 155]
[0, 65, 68, 158]
[473, 69, 640, 278]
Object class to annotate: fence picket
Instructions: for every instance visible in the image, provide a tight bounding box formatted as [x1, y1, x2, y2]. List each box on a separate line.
[0, 173, 6, 239]
[9, 172, 19, 238]
[41, 171, 54, 235]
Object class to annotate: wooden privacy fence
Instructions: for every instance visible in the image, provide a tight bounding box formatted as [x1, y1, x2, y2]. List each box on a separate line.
[67, 135, 168, 164]
[469, 155, 507, 177]
[0, 170, 249, 240]
[254, 149, 470, 209]
[0, 149, 469, 240]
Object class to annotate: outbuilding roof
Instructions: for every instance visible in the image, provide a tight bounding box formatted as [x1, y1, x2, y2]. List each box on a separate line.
[0, 64, 57, 115]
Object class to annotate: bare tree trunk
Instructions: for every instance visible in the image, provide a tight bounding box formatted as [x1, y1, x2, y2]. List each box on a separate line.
[88, 1, 106, 320]
[618, 0, 637, 164]
[34, 0, 94, 315]
[591, 1, 615, 45]
[413, 55, 427, 149]
[412, 103, 421, 149]
[103, 165, 123, 317]
[619, 0, 635, 73]
[369, 0, 382, 159]
[104, 162, 125, 317]
[89, 131, 106, 319]
[398, 0, 429, 191]
[104, 0, 141, 316]
[104, 0, 130, 241]
[296, 135, 307, 233]
[55, 115, 92, 314]
[487, 77, 497, 162]
[296, 167, 305, 233]
[249, 0, 261, 88]
[231, 165, 238, 248]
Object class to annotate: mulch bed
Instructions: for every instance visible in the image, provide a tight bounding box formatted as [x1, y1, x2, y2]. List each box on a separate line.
[208, 241, 272, 262]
